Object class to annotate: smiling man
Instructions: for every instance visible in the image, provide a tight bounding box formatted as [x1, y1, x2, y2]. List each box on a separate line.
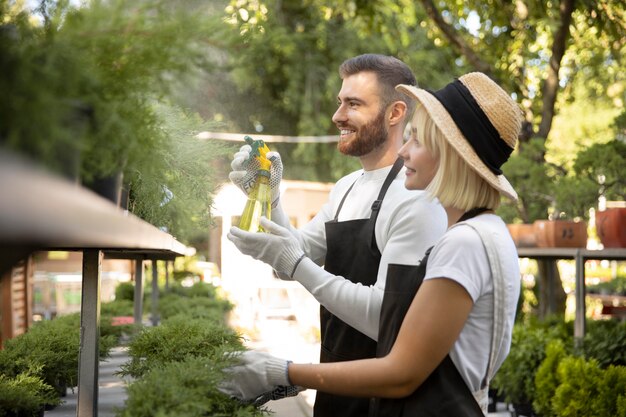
[228, 53, 447, 417]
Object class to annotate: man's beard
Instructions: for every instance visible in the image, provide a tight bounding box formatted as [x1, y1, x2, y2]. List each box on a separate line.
[337, 109, 388, 157]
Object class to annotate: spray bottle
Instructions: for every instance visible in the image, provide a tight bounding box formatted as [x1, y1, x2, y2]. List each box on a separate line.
[238, 136, 272, 232]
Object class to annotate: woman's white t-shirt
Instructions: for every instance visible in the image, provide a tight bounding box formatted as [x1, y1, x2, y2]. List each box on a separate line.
[424, 214, 520, 393]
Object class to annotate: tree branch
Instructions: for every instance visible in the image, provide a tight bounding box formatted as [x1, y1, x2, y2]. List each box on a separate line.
[418, 0, 493, 77]
[536, 0, 575, 139]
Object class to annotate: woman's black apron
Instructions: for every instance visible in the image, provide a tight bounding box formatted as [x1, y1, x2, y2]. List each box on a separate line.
[314, 158, 404, 417]
[368, 209, 488, 417]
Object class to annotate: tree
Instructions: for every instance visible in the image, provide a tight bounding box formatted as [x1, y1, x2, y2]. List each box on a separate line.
[411, 0, 625, 222]
[0, 0, 231, 243]
[409, 0, 625, 318]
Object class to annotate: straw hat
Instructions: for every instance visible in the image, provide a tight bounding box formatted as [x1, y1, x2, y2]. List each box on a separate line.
[396, 72, 523, 201]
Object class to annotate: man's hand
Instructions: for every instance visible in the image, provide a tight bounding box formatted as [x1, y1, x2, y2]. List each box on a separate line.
[227, 217, 305, 278]
[228, 144, 283, 205]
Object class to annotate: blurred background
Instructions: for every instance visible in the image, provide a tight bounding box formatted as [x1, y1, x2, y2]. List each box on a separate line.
[1, 1, 626, 416]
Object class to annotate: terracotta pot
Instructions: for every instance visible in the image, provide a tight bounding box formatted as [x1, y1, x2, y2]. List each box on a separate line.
[596, 208, 626, 248]
[533, 220, 588, 248]
[507, 224, 537, 247]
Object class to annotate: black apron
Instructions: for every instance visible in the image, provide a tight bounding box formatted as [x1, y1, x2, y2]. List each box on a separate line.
[314, 158, 404, 417]
[369, 209, 488, 417]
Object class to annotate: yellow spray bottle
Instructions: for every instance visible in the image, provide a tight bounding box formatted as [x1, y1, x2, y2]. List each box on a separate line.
[238, 136, 272, 232]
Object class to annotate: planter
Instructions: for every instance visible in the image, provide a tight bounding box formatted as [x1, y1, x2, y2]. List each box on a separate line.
[596, 207, 626, 248]
[85, 171, 124, 206]
[507, 224, 537, 247]
[533, 220, 587, 248]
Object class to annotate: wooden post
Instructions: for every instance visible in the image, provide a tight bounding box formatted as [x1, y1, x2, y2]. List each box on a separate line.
[77, 250, 102, 417]
[574, 250, 586, 348]
[133, 259, 144, 326]
[151, 260, 159, 326]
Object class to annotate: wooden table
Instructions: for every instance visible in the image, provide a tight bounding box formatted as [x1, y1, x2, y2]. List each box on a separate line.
[516, 247, 626, 345]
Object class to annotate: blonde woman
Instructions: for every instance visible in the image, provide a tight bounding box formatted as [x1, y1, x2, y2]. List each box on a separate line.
[221, 72, 523, 416]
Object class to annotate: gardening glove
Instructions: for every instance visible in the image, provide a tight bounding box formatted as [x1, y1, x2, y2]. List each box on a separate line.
[227, 217, 306, 278]
[218, 350, 295, 402]
[229, 144, 283, 206]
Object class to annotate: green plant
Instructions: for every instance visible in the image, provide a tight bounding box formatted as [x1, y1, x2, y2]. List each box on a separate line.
[117, 356, 266, 417]
[0, 1, 229, 243]
[168, 281, 219, 299]
[587, 276, 626, 296]
[533, 339, 569, 417]
[119, 317, 244, 379]
[552, 356, 626, 417]
[159, 293, 232, 322]
[0, 314, 116, 394]
[0, 372, 60, 417]
[114, 282, 136, 302]
[492, 319, 571, 407]
[583, 319, 626, 368]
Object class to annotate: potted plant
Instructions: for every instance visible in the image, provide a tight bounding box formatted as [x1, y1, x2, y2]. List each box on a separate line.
[572, 137, 626, 248]
[596, 206, 626, 248]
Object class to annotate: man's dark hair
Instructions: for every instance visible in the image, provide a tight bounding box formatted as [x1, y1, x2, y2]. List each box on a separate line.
[339, 54, 417, 121]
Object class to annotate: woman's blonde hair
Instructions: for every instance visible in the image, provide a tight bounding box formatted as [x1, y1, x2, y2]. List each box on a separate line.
[413, 106, 502, 211]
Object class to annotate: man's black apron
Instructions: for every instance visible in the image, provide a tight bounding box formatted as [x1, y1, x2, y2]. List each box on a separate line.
[314, 158, 404, 417]
[368, 209, 488, 417]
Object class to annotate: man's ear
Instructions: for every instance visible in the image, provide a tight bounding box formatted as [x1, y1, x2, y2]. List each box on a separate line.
[388, 101, 407, 127]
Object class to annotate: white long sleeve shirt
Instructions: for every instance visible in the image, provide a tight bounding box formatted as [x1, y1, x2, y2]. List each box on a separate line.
[290, 164, 447, 340]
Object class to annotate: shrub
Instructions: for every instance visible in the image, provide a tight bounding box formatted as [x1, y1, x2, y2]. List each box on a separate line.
[118, 356, 266, 417]
[0, 372, 60, 417]
[159, 293, 232, 322]
[168, 281, 219, 298]
[533, 339, 569, 416]
[115, 282, 136, 302]
[118, 317, 244, 378]
[0, 314, 116, 394]
[492, 318, 571, 406]
[583, 319, 626, 368]
[552, 356, 626, 417]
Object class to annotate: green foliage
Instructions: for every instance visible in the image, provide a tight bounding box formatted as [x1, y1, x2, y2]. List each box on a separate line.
[118, 356, 266, 417]
[583, 320, 626, 369]
[0, 0, 228, 243]
[0, 372, 60, 417]
[533, 339, 569, 417]
[0, 318, 80, 390]
[499, 138, 552, 223]
[572, 139, 626, 202]
[167, 281, 220, 298]
[159, 294, 233, 322]
[552, 356, 626, 417]
[0, 313, 117, 393]
[114, 282, 135, 302]
[119, 316, 244, 379]
[101, 299, 134, 317]
[492, 318, 571, 405]
[587, 276, 626, 297]
[158, 282, 233, 321]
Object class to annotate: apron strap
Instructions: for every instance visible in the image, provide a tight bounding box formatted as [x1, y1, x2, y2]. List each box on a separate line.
[333, 179, 358, 221]
[451, 219, 508, 412]
[334, 158, 404, 221]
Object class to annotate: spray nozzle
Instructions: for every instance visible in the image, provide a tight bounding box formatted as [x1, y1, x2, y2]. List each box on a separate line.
[244, 135, 271, 171]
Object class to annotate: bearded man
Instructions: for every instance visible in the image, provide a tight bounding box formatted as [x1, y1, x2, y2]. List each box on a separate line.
[228, 54, 447, 417]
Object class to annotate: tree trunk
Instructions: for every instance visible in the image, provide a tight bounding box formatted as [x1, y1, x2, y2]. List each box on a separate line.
[536, 259, 567, 318]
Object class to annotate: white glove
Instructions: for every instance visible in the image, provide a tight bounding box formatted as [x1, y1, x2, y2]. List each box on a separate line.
[229, 144, 283, 205]
[218, 351, 291, 401]
[227, 217, 305, 278]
